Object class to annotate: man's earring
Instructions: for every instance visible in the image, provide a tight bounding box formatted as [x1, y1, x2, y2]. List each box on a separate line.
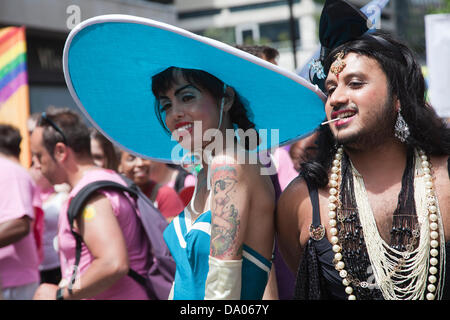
[394, 109, 410, 143]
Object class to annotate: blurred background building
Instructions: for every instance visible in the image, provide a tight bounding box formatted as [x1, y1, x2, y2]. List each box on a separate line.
[0, 0, 176, 119]
[1, 0, 447, 114]
[176, 0, 317, 72]
[0, 0, 448, 166]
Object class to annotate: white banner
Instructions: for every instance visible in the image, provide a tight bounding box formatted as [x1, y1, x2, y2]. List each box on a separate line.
[425, 14, 450, 118]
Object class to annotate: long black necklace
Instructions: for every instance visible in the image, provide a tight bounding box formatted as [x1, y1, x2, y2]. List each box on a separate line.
[337, 148, 418, 299]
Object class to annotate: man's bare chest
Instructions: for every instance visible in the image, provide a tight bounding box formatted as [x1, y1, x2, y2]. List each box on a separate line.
[365, 190, 400, 242]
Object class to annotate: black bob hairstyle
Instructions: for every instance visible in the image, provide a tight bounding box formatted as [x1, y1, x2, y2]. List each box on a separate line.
[151, 67, 257, 150]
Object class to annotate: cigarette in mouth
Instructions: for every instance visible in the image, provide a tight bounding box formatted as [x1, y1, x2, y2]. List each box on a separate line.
[321, 118, 341, 126]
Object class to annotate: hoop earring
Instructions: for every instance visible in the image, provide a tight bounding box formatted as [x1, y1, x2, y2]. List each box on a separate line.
[394, 109, 410, 143]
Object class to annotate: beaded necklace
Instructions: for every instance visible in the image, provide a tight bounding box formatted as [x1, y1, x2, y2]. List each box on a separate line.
[328, 147, 445, 300]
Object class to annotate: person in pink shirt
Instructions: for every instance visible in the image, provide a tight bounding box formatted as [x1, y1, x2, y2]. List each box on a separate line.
[0, 124, 41, 300]
[30, 109, 150, 300]
[29, 160, 70, 285]
[271, 147, 299, 191]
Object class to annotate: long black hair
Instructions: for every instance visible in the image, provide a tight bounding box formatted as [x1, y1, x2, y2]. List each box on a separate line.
[301, 31, 450, 189]
[151, 67, 257, 150]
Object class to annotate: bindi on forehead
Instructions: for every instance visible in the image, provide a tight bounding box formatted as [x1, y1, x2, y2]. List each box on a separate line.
[330, 51, 347, 79]
[328, 53, 382, 80]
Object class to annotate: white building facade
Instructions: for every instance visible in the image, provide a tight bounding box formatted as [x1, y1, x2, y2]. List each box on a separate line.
[0, 0, 176, 117]
[175, 0, 319, 72]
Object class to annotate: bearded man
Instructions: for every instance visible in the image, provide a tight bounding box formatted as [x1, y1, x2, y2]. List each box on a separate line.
[277, 0, 450, 300]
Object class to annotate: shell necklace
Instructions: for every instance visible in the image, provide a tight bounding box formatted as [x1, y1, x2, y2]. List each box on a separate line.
[328, 147, 445, 300]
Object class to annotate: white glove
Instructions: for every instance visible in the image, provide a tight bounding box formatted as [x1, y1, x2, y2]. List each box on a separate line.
[168, 281, 174, 300]
[204, 256, 242, 300]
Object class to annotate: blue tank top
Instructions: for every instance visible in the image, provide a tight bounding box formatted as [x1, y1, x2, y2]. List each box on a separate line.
[163, 209, 272, 300]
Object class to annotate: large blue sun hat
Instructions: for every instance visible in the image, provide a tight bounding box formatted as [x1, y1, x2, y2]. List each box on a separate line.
[63, 15, 326, 163]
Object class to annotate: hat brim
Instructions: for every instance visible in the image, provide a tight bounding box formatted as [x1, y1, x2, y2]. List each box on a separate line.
[63, 15, 326, 163]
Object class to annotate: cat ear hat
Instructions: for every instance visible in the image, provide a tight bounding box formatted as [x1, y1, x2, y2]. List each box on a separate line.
[63, 14, 326, 163]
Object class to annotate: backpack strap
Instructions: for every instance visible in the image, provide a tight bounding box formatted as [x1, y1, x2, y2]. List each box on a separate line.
[66, 180, 142, 295]
[67, 180, 138, 229]
[127, 268, 159, 300]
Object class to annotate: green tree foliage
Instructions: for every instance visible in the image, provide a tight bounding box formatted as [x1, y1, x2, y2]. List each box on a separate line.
[428, 0, 450, 13]
[203, 27, 236, 45]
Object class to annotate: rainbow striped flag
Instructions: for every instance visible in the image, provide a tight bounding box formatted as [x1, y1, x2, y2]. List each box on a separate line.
[0, 26, 27, 104]
[0, 26, 31, 167]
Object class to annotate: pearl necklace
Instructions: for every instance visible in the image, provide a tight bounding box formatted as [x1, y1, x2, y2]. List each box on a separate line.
[328, 147, 444, 300]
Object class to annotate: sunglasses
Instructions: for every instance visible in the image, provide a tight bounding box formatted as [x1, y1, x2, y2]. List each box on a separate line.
[39, 112, 68, 145]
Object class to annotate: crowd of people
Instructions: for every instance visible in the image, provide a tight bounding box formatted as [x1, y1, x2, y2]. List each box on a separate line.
[1, 0, 449, 301]
[0, 106, 304, 300]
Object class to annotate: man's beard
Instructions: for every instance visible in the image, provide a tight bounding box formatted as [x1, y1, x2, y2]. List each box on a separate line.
[334, 100, 397, 151]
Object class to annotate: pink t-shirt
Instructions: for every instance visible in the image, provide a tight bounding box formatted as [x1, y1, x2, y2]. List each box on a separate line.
[273, 147, 299, 191]
[0, 157, 40, 288]
[166, 173, 196, 190]
[58, 169, 149, 300]
[183, 174, 196, 188]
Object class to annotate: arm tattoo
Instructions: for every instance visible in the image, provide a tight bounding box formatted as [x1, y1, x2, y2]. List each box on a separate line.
[210, 165, 242, 258]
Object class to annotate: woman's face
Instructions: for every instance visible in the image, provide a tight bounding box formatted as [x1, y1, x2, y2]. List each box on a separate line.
[157, 71, 224, 152]
[119, 151, 151, 187]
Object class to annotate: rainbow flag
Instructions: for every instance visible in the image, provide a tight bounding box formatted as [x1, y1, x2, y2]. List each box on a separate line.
[0, 27, 27, 103]
[0, 26, 31, 167]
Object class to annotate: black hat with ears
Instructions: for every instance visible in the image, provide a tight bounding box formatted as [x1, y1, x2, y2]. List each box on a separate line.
[310, 0, 371, 92]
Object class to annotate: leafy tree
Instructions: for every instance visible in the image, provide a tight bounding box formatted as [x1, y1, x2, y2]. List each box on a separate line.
[203, 27, 235, 45]
[428, 0, 450, 13]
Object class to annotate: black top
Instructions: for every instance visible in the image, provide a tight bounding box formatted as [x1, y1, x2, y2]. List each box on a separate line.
[294, 157, 450, 300]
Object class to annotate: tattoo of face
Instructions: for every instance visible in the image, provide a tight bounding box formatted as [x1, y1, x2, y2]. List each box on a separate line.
[210, 165, 241, 258]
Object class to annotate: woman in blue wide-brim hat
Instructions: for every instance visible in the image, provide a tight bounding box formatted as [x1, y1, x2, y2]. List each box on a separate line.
[63, 15, 326, 299]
